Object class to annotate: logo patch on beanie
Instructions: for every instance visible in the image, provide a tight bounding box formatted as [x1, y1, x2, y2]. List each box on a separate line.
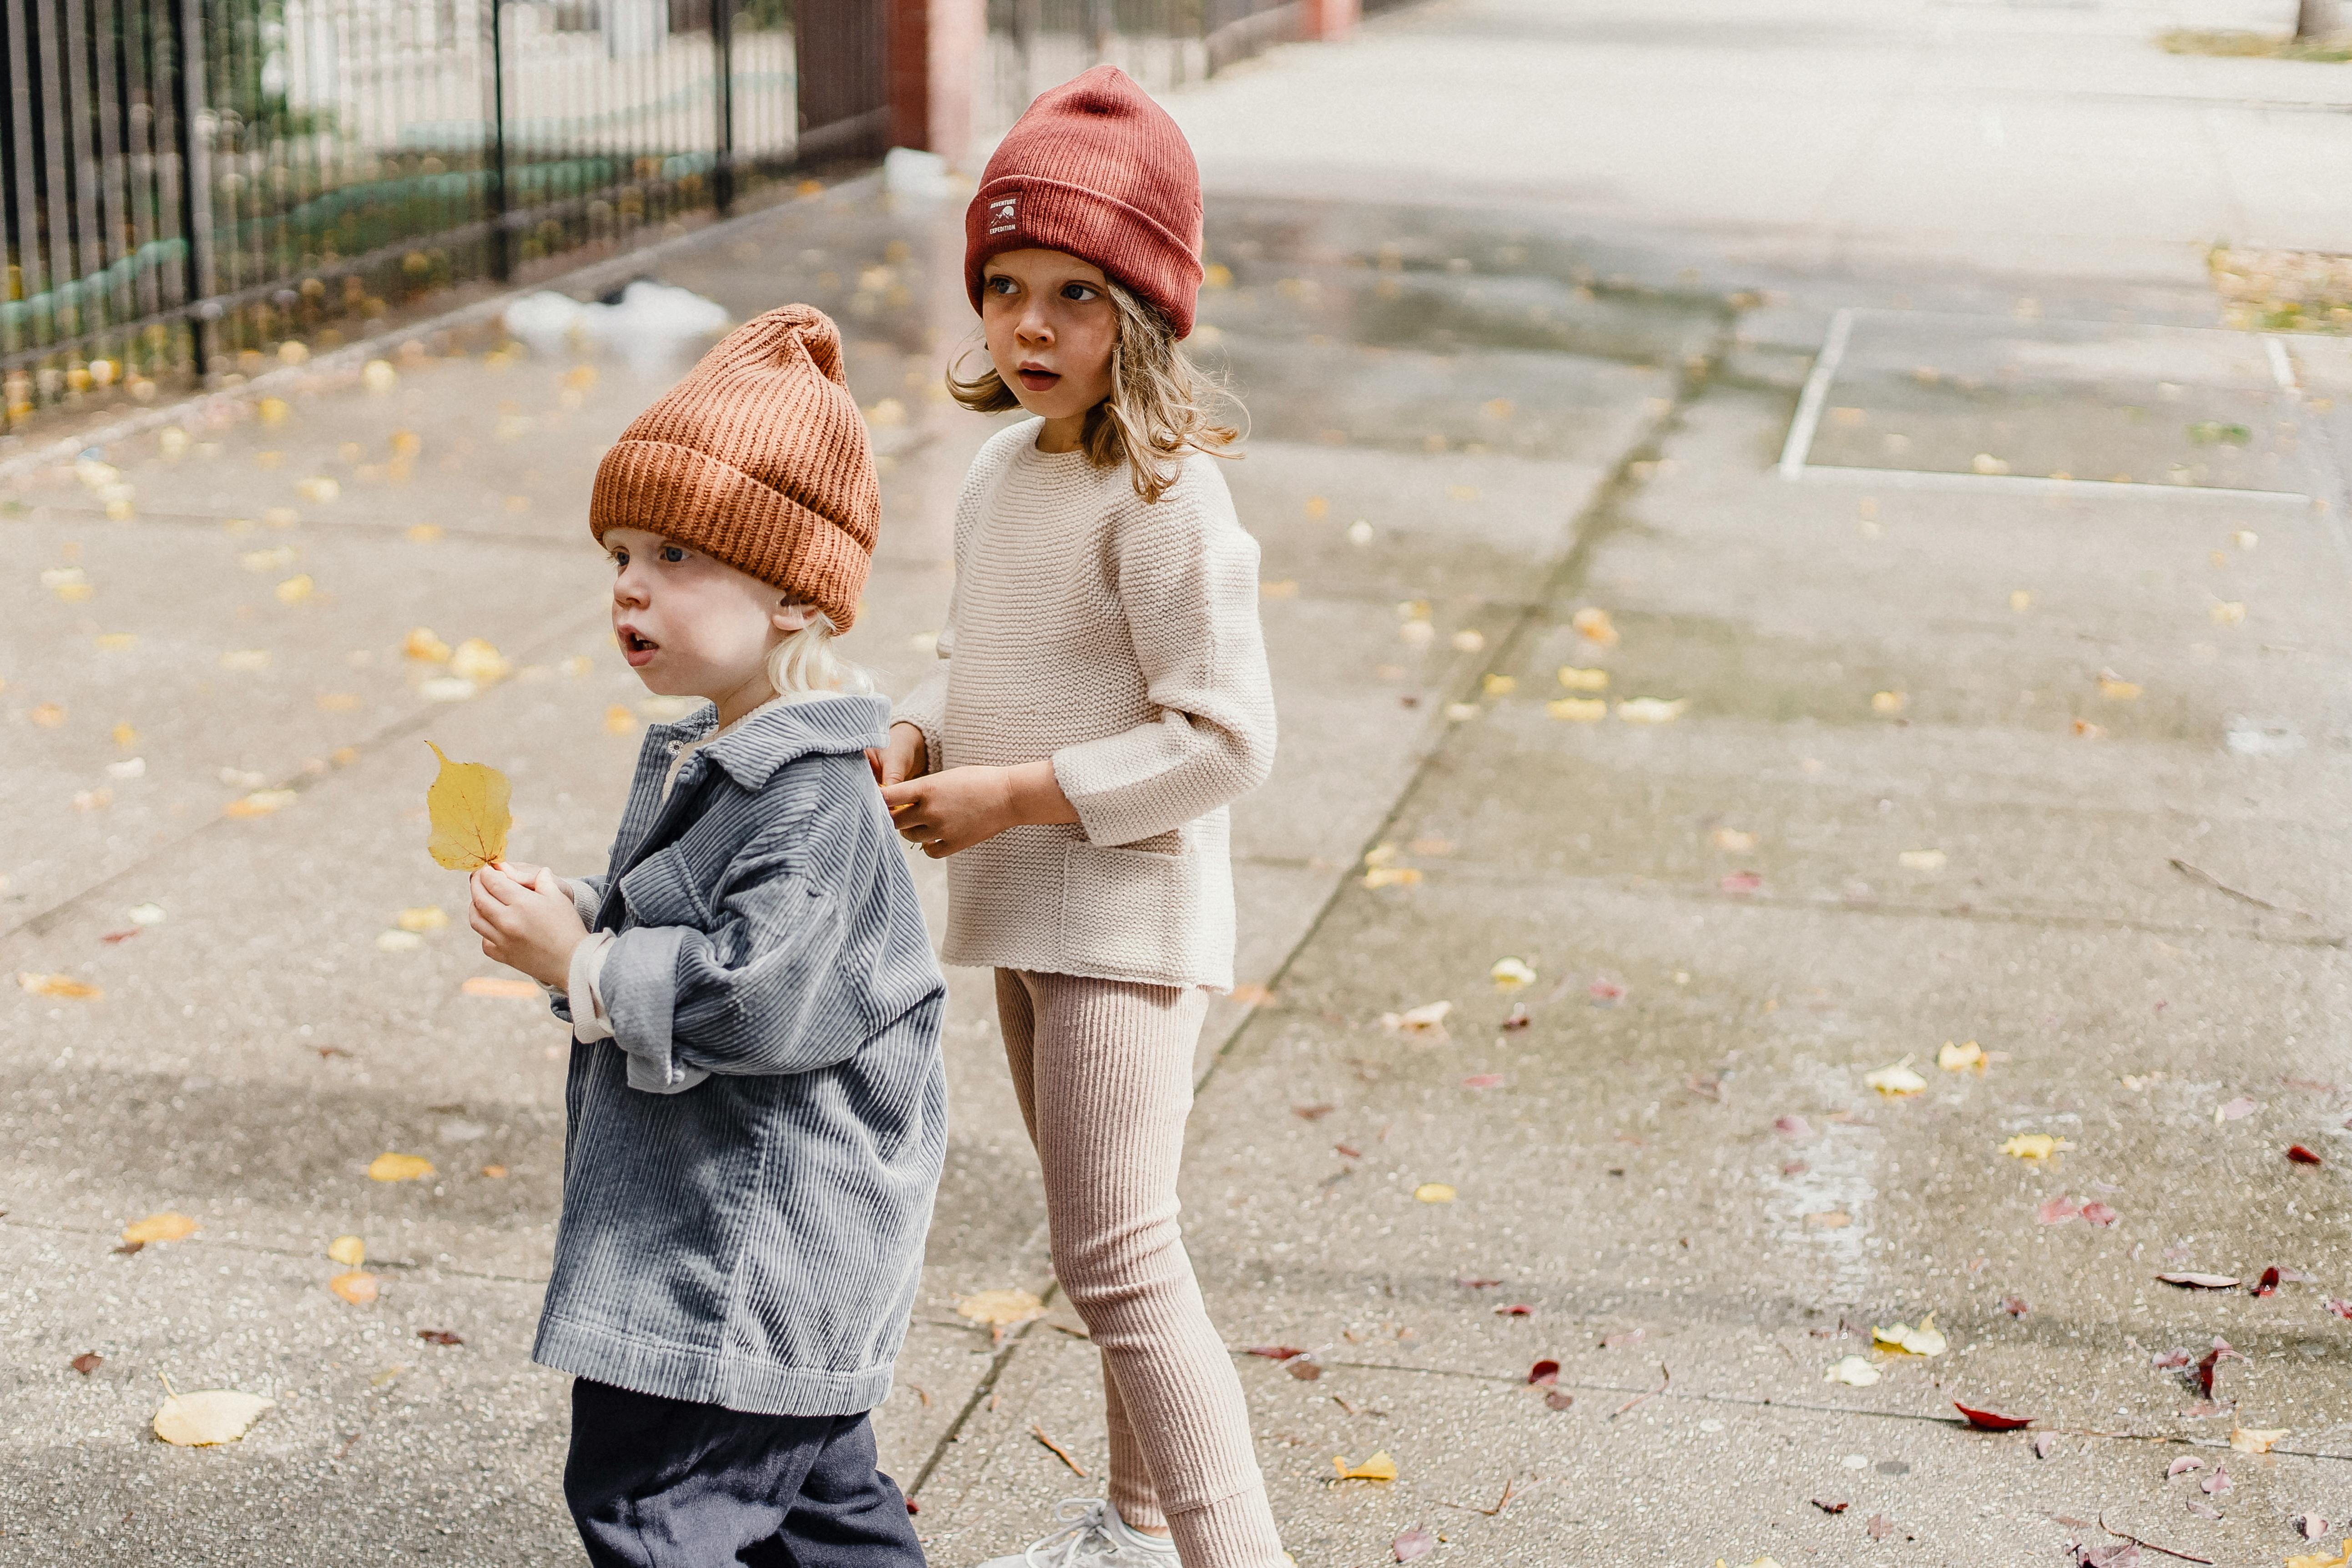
[986, 194, 1019, 236]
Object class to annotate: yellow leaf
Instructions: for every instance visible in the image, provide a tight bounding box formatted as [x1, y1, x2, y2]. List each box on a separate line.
[955, 1288, 1046, 1328]
[1823, 1355, 1880, 1386]
[407, 524, 444, 543]
[1938, 1040, 1985, 1073]
[1711, 827, 1756, 851]
[1363, 866, 1422, 889]
[112, 721, 137, 748]
[448, 638, 510, 685]
[460, 976, 540, 998]
[275, 574, 315, 604]
[604, 704, 637, 735]
[153, 1386, 273, 1446]
[1557, 666, 1610, 691]
[121, 1211, 199, 1245]
[2000, 1134, 2070, 1160]
[397, 906, 448, 933]
[1864, 1060, 1926, 1096]
[1381, 1000, 1452, 1036]
[1413, 1182, 1456, 1204]
[224, 789, 298, 818]
[1333, 1451, 1397, 1481]
[1618, 697, 1688, 724]
[2009, 590, 2033, 613]
[2211, 600, 2245, 626]
[1871, 690, 1906, 715]
[31, 702, 68, 727]
[368, 1152, 435, 1183]
[404, 627, 452, 663]
[2229, 1426, 2287, 1454]
[1571, 608, 1619, 646]
[1490, 957, 1536, 989]
[424, 742, 511, 870]
[2097, 671, 2142, 701]
[20, 972, 102, 999]
[327, 1234, 366, 1266]
[2285, 1541, 2352, 1568]
[329, 1270, 379, 1305]
[1548, 698, 1608, 723]
[1872, 1313, 1946, 1356]
[1481, 673, 1516, 698]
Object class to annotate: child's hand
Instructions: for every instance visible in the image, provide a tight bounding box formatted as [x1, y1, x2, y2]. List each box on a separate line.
[869, 722, 928, 787]
[468, 862, 589, 989]
[879, 760, 1078, 857]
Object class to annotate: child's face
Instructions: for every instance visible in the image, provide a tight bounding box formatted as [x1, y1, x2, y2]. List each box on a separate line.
[605, 527, 810, 700]
[979, 249, 1118, 423]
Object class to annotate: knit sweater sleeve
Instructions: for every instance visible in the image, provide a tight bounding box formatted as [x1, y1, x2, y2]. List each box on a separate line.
[1050, 460, 1277, 847]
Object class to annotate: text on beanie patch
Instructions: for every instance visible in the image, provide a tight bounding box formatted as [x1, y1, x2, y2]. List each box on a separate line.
[987, 194, 1019, 235]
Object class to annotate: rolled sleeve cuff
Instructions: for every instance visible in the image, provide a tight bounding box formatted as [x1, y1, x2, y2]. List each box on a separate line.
[566, 931, 618, 1043]
[599, 926, 710, 1095]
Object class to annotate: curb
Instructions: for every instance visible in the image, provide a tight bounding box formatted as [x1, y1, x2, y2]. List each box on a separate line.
[0, 172, 881, 486]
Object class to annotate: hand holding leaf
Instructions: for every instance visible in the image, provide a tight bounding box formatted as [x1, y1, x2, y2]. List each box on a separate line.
[425, 742, 512, 870]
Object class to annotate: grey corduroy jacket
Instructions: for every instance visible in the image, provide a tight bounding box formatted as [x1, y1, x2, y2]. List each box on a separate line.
[534, 692, 947, 1417]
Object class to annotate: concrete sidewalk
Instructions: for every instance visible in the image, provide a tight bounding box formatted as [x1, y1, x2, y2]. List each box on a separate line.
[7, 2, 2352, 1565]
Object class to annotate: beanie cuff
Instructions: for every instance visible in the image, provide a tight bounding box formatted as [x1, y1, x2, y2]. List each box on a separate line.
[967, 175, 1204, 337]
[591, 439, 869, 630]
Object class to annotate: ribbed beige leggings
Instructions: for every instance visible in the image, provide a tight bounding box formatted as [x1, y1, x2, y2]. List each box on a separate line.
[995, 969, 1287, 1568]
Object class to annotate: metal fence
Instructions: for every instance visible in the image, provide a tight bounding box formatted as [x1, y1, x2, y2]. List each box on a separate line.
[1, 0, 885, 425]
[978, 0, 1300, 138]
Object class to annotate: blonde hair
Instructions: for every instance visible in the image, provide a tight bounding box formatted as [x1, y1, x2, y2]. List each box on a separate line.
[947, 275, 1240, 503]
[763, 611, 875, 703]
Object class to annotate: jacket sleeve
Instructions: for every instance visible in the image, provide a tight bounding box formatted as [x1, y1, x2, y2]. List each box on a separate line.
[592, 780, 891, 1082]
[1050, 463, 1278, 847]
[544, 873, 611, 1027]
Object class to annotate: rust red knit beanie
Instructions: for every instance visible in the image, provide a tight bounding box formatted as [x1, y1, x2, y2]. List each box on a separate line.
[966, 65, 1204, 338]
[590, 304, 878, 630]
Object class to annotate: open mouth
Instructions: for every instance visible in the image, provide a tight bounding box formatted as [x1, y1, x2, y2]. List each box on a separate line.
[619, 626, 660, 666]
[1016, 362, 1060, 393]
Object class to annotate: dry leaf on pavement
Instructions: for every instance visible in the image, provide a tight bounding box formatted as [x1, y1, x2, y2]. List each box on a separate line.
[2156, 1272, 2239, 1290]
[1938, 1040, 1985, 1073]
[1954, 1402, 2032, 1431]
[20, 972, 103, 999]
[1864, 1061, 1926, 1096]
[1490, 958, 1535, 989]
[121, 1212, 199, 1245]
[1334, 1451, 1398, 1482]
[153, 1385, 273, 1447]
[2228, 1427, 2287, 1454]
[1873, 1315, 1946, 1356]
[424, 743, 511, 870]
[1570, 608, 1618, 646]
[2003, 1134, 2071, 1160]
[368, 1152, 435, 1182]
[396, 907, 449, 933]
[1823, 1356, 1880, 1387]
[2286, 1544, 2352, 1568]
[955, 1289, 1045, 1329]
[1393, 1527, 1437, 1563]
[1380, 1000, 1452, 1037]
[327, 1235, 365, 1266]
[329, 1270, 379, 1305]
[1558, 666, 1609, 691]
[1414, 1183, 1457, 1204]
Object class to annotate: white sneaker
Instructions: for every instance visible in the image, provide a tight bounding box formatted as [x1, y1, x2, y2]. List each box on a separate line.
[970, 1497, 1179, 1568]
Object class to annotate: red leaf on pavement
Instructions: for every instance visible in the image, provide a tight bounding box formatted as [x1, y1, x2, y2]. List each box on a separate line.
[2081, 1202, 2118, 1227]
[2253, 1267, 2281, 1297]
[2000, 1296, 2030, 1317]
[2166, 1456, 2204, 1477]
[2038, 1195, 2081, 1225]
[2196, 1339, 2241, 1397]
[1287, 1357, 1322, 1381]
[1589, 979, 1625, 1004]
[1494, 1303, 1532, 1317]
[1774, 1114, 1812, 1138]
[1292, 1104, 1335, 1121]
[1334, 1143, 1362, 1159]
[1955, 1402, 2034, 1431]
[1721, 870, 1762, 893]
[1543, 1389, 1574, 1410]
[905, 1498, 919, 1515]
[2201, 1463, 2231, 1496]
[1528, 1359, 1560, 1386]
[2150, 1348, 2192, 1370]
[1455, 1276, 1502, 1289]
[2325, 1299, 2352, 1320]
[1393, 1528, 1437, 1563]
[1461, 1074, 1505, 1089]
[417, 1329, 464, 1346]
[2287, 1144, 2322, 1165]
[2156, 1273, 2239, 1290]
[1246, 1345, 1307, 1361]
[1499, 1004, 1531, 1032]
[1812, 1499, 1849, 1514]
[70, 1353, 103, 1375]
[101, 929, 140, 944]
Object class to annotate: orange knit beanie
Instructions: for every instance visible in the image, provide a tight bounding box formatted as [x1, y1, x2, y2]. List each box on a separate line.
[590, 304, 878, 630]
[967, 66, 1204, 337]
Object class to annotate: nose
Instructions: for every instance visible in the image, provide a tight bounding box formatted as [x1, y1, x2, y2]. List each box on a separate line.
[612, 560, 649, 609]
[1014, 299, 1054, 348]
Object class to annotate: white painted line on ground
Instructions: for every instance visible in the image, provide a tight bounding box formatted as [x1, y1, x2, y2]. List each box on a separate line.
[1777, 306, 1854, 481]
[1791, 463, 2311, 506]
[2266, 335, 2299, 393]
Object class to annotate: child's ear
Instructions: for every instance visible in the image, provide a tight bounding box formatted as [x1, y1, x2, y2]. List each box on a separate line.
[772, 599, 813, 635]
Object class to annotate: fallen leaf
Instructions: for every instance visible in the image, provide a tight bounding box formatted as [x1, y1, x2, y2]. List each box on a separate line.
[1414, 1183, 1457, 1204]
[1291, 1104, 1335, 1121]
[1774, 1115, 1812, 1138]
[19, 972, 103, 999]
[2098, 671, 2142, 701]
[326, 1235, 366, 1267]
[2038, 1196, 2082, 1225]
[1544, 1390, 1574, 1410]
[224, 789, 298, 818]
[2184, 1501, 2220, 1522]
[1937, 1040, 1986, 1073]
[1381, 1000, 1452, 1037]
[1804, 1210, 1851, 1229]
[1393, 1527, 1437, 1563]
[1864, 1061, 1927, 1096]
[2216, 1096, 2259, 1122]
[368, 1152, 434, 1183]
[1721, 869, 1763, 892]
[2157, 1273, 2240, 1290]
[2166, 1456, 2204, 1477]
[121, 1212, 198, 1245]
[1617, 697, 1688, 724]
[153, 1386, 273, 1446]
[2197, 1339, 2242, 1397]
[1570, 608, 1618, 646]
[459, 976, 539, 999]
[329, 1270, 379, 1305]
[1490, 957, 1536, 989]
[1873, 1314, 1946, 1357]
[479, 1164, 508, 1179]
[1823, 1356, 1881, 1387]
[1547, 696, 1608, 722]
[2004, 1134, 2072, 1160]
[2252, 1266, 2282, 1297]
[1462, 1074, 1505, 1089]
[2034, 1432, 2058, 1459]
[2295, 1516, 2332, 1543]
[2000, 1297, 2029, 1317]
[1334, 1451, 1398, 1482]
[449, 638, 510, 686]
[1494, 1303, 1532, 1316]
[1954, 1402, 2033, 1431]
[418, 1329, 464, 1346]
[1528, 1359, 1560, 1385]
[955, 1289, 1045, 1329]
[1558, 666, 1610, 691]
[2325, 1300, 2352, 1320]
[1363, 865, 1423, 889]
[396, 907, 449, 934]
[2228, 1426, 2286, 1454]
[424, 743, 511, 870]
[2285, 1543, 2352, 1568]
[71, 1352, 104, 1374]
[2288, 1144, 2323, 1165]
[1247, 1345, 1307, 1361]
[1871, 690, 1906, 715]
[2211, 600, 2246, 626]
[2202, 1463, 2231, 1496]
[2081, 1202, 2118, 1227]
[404, 627, 452, 662]
[1812, 1499, 1850, 1515]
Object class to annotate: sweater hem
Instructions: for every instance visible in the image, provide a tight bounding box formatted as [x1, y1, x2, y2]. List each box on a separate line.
[532, 1310, 894, 1417]
[946, 946, 1229, 993]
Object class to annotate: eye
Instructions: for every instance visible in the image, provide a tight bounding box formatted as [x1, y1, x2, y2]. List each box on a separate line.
[1060, 282, 1099, 302]
[610, 548, 628, 569]
[660, 545, 686, 563]
[984, 274, 1016, 296]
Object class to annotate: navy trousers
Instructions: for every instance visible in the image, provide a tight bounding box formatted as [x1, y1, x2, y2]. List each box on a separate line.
[563, 1379, 927, 1568]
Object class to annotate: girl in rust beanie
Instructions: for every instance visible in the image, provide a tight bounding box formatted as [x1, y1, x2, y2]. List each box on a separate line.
[878, 66, 1289, 1568]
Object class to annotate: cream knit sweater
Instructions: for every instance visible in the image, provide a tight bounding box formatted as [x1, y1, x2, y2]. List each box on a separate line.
[894, 419, 1276, 990]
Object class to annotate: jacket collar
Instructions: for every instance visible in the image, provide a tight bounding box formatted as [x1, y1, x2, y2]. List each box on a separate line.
[653, 692, 889, 793]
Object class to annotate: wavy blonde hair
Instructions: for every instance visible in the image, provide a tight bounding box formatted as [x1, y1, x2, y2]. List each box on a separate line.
[763, 610, 875, 703]
[948, 275, 1240, 503]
